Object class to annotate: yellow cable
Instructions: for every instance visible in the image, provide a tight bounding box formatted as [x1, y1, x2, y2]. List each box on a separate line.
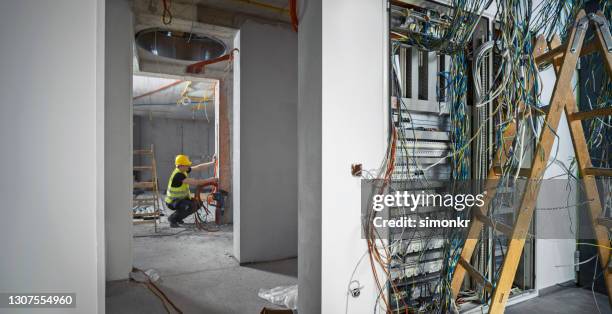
[576, 242, 612, 251]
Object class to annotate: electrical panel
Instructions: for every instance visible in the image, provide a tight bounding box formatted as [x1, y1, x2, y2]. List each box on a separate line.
[388, 0, 494, 311]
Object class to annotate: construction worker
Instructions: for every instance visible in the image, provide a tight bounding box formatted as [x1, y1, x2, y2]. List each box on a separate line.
[165, 154, 217, 228]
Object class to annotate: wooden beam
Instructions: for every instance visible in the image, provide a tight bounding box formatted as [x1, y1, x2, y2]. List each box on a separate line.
[584, 167, 612, 177]
[474, 211, 516, 238]
[518, 105, 550, 118]
[133, 181, 156, 189]
[535, 38, 598, 66]
[133, 149, 153, 155]
[569, 107, 612, 121]
[594, 11, 612, 78]
[458, 257, 493, 292]
[598, 218, 612, 229]
[492, 166, 531, 178]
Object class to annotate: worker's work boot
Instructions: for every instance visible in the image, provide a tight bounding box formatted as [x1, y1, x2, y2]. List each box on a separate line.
[168, 214, 180, 228]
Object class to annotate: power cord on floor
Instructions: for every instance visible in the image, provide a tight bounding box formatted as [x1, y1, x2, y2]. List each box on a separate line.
[131, 267, 183, 314]
[134, 229, 188, 238]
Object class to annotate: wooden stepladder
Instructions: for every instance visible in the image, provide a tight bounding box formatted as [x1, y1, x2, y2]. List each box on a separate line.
[133, 144, 163, 232]
[451, 10, 612, 313]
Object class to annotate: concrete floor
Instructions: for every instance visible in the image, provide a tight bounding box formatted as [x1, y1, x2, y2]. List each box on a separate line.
[507, 287, 612, 314]
[107, 216, 611, 314]
[106, 216, 297, 314]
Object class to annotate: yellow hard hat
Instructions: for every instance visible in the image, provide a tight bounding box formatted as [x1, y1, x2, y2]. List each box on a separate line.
[175, 154, 192, 166]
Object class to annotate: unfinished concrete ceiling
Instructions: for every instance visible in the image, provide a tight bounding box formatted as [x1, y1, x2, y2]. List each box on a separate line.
[132, 0, 293, 80]
[133, 74, 216, 120]
[133, 0, 237, 80]
[175, 0, 292, 23]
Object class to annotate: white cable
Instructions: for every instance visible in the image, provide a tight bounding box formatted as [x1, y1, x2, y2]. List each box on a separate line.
[553, 254, 597, 268]
[593, 254, 602, 314]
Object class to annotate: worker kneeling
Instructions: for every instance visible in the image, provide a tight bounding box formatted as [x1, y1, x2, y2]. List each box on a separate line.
[165, 154, 217, 228]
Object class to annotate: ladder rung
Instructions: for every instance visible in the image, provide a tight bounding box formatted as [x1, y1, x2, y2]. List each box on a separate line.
[133, 197, 158, 202]
[535, 38, 598, 66]
[519, 105, 550, 117]
[458, 257, 493, 292]
[133, 166, 153, 171]
[584, 167, 612, 177]
[133, 211, 160, 218]
[569, 107, 612, 121]
[598, 218, 612, 229]
[474, 211, 514, 237]
[134, 150, 153, 155]
[493, 166, 531, 177]
[134, 181, 156, 189]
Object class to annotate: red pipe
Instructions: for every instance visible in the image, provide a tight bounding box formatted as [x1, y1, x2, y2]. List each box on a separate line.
[133, 80, 183, 100]
[186, 48, 240, 74]
[289, 0, 298, 32]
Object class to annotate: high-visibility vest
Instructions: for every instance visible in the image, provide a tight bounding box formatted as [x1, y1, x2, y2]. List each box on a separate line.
[165, 168, 190, 203]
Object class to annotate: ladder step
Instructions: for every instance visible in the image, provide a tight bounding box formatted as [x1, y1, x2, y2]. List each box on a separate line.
[569, 107, 612, 121]
[133, 211, 160, 218]
[583, 167, 612, 177]
[134, 150, 153, 155]
[474, 211, 515, 237]
[519, 105, 550, 117]
[133, 197, 158, 202]
[598, 218, 612, 229]
[133, 220, 157, 225]
[134, 166, 153, 171]
[493, 166, 531, 177]
[535, 38, 598, 66]
[134, 181, 156, 189]
[457, 257, 493, 292]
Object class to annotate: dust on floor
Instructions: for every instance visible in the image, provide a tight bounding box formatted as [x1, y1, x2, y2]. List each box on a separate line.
[106, 216, 297, 314]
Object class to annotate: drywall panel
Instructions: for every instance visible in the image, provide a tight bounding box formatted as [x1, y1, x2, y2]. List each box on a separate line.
[233, 21, 298, 263]
[105, 0, 133, 281]
[298, 0, 322, 312]
[0, 0, 105, 312]
[134, 116, 215, 188]
[321, 1, 388, 313]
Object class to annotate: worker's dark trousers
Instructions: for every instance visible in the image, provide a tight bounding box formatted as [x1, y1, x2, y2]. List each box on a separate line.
[166, 199, 196, 223]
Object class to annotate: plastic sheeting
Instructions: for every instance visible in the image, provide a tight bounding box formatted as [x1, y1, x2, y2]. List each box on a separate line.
[258, 285, 298, 310]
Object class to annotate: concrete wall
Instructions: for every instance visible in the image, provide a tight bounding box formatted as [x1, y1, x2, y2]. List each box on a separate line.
[233, 21, 298, 263]
[218, 78, 233, 224]
[105, 0, 133, 281]
[134, 116, 216, 189]
[320, 1, 388, 313]
[233, 30, 242, 260]
[298, 0, 322, 312]
[0, 0, 105, 313]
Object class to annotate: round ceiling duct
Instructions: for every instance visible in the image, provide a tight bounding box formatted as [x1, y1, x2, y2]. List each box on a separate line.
[135, 28, 227, 62]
